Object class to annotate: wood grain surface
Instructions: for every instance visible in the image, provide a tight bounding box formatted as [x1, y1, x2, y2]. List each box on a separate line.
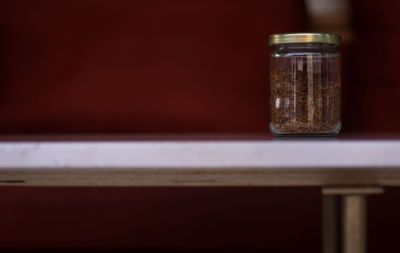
[1, 140, 400, 186]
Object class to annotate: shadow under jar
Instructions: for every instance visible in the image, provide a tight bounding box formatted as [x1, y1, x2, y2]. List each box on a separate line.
[269, 33, 342, 137]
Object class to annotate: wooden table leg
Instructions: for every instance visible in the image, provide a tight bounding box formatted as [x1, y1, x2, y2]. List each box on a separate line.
[342, 195, 366, 253]
[322, 187, 384, 253]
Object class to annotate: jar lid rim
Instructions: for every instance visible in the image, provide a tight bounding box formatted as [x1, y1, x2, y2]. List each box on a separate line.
[269, 33, 341, 46]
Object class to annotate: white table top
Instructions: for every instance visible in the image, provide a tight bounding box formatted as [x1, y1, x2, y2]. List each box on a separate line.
[1, 139, 400, 186]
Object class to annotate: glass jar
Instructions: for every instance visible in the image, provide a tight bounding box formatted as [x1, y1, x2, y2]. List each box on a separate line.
[269, 33, 341, 137]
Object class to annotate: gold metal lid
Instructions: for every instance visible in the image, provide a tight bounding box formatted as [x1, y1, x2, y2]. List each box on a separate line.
[269, 33, 341, 46]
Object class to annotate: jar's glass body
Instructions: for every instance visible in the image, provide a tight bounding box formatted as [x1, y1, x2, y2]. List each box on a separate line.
[270, 43, 341, 137]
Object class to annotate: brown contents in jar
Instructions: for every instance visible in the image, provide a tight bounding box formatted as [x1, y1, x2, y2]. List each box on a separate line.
[270, 59, 341, 135]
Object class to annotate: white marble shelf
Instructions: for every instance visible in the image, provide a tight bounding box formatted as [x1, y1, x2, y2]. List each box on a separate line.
[1, 140, 400, 186]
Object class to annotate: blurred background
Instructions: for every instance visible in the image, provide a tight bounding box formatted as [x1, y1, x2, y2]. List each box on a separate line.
[0, 0, 400, 252]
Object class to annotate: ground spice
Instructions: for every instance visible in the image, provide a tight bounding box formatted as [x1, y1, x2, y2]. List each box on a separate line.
[270, 63, 341, 136]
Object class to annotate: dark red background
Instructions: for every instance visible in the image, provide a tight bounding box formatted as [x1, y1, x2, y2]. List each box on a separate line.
[0, 0, 306, 134]
[0, 0, 400, 252]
